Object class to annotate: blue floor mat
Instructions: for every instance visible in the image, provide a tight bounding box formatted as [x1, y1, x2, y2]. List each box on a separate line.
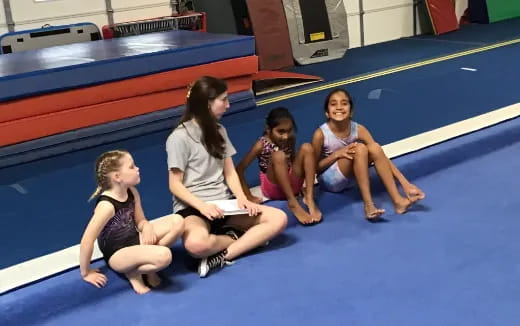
[2, 117, 519, 326]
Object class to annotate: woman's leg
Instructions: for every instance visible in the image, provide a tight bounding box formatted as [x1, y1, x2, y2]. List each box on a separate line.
[292, 143, 322, 222]
[181, 215, 238, 278]
[182, 215, 234, 258]
[224, 205, 287, 260]
[196, 206, 287, 278]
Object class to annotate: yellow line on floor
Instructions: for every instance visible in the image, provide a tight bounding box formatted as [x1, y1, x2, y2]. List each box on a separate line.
[257, 38, 520, 106]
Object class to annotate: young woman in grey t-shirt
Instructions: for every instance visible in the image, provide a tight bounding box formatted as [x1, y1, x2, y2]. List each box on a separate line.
[166, 76, 287, 278]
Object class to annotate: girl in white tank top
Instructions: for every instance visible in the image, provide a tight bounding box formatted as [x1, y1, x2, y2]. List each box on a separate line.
[312, 89, 425, 221]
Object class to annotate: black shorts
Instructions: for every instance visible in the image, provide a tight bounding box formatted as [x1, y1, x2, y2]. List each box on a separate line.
[98, 232, 140, 264]
[176, 206, 229, 234]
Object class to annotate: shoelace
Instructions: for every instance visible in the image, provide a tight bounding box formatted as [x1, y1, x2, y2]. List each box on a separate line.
[206, 252, 226, 270]
[225, 230, 239, 241]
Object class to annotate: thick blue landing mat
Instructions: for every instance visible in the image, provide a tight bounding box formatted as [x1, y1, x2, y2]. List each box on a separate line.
[2, 118, 519, 326]
[0, 30, 254, 101]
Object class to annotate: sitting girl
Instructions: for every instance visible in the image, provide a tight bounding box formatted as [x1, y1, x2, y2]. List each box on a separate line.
[237, 107, 322, 225]
[80, 150, 184, 294]
[312, 89, 425, 221]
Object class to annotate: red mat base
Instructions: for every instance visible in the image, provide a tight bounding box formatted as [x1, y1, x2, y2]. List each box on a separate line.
[0, 56, 258, 147]
[0, 56, 258, 123]
[253, 70, 322, 95]
[0, 77, 252, 147]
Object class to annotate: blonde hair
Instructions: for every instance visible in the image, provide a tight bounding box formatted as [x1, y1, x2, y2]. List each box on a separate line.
[88, 150, 129, 201]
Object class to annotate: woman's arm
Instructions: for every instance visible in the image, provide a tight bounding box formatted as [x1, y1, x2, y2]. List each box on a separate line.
[224, 157, 261, 215]
[168, 168, 206, 211]
[223, 157, 248, 201]
[236, 140, 263, 200]
[168, 168, 224, 219]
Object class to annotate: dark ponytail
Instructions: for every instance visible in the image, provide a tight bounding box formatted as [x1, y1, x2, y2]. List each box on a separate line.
[179, 76, 227, 159]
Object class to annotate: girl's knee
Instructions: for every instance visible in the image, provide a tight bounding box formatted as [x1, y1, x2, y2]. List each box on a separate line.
[355, 142, 368, 153]
[184, 235, 214, 257]
[277, 211, 288, 231]
[154, 247, 172, 267]
[170, 214, 185, 232]
[367, 142, 383, 156]
[171, 213, 184, 224]
[300, 142, 314, 155]
[352, 143, 368, 160]
[263, 207, 288, 232]
[271, 150, 287, 165]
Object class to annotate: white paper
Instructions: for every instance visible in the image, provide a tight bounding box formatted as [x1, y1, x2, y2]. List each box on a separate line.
[206, 199, 248, 215]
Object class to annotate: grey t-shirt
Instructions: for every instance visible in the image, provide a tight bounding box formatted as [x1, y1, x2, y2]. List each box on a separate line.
[166, 119, 237, 212]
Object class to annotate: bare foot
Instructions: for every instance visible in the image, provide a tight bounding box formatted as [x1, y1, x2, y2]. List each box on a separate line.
[146, 272, 162, 288]
[394, 197, 413, 214]
[303, 196, 322, 223]
[289, 200, 315, 225]
[404, 184, 425, 202]
[126, 273, 151, 295]
[364, 202, 385, 221]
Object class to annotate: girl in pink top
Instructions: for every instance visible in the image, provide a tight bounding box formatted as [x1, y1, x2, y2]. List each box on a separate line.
[237, 107, 322, 225]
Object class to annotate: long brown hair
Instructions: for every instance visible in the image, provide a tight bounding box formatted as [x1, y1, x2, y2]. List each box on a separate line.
[178, 76, 227, 159]
[88, 150, 129, 201]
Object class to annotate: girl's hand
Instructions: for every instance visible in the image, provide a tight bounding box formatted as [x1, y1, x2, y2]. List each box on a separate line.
[141, 223, 157, 245]
[83, 269, 108, 288]
[237, 198, 262, 216]
[199, 203, 225, 220]
[334, 143, 357, 160]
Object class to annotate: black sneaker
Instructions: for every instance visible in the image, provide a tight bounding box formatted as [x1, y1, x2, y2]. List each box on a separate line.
[223, 227, 244, 241]
[198, 250, 234, 278]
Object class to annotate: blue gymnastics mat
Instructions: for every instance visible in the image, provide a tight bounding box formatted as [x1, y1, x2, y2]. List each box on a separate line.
[1, 117, 519, 326]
